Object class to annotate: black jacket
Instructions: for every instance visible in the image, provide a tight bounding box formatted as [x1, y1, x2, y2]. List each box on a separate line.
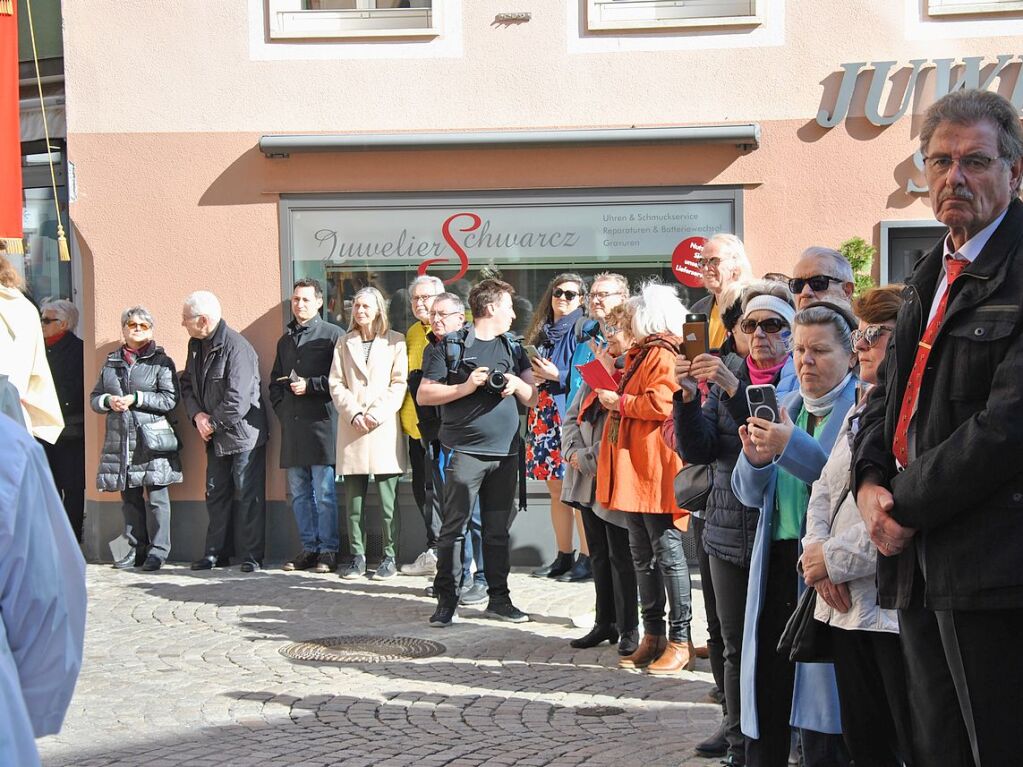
[853, 197, 1023, 611]
[269, 315, 342, 468]
[45, 332, 84, 442]
[181, 320, 268, 458]
[90, 345, 183, 490]
[673, 354, 758, 568]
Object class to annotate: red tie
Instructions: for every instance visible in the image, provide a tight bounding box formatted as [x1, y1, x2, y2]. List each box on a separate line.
[892, 256, 969, 467]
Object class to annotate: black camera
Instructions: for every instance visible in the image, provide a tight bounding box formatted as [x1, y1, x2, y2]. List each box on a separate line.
[483, 370, 508, 396]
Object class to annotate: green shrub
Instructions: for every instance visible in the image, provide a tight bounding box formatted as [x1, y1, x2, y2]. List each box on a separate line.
[839, 237, 877, 297]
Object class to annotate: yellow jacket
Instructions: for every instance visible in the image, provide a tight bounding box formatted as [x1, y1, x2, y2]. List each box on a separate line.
[399, 321, 430, 439]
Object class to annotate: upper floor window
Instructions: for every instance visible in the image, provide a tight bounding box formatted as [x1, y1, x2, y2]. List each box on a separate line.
[585, 0, 761, 32]
[268, 0, 438, 40]
[927, 0, 1023, 14]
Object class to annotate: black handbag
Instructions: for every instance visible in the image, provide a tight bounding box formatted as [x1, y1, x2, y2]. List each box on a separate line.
[777, 577, 833, 663]
[674, 462, 713, 511]
[138, 416, 180, 453]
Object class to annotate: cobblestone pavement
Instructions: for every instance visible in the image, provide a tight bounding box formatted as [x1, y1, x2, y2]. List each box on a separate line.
[39, 563, 722, 767]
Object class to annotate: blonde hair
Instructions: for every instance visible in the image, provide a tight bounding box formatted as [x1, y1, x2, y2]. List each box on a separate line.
[349, 286, 390, 337]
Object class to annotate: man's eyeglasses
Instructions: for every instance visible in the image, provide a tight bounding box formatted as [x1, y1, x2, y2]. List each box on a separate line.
[739, 317, 788, 335]
[429, 309, 462, 320]
[851, 324, 894, 348]
[412, 294, 439, 304]
[590, 290, 623, 301]
[553, 288, 581, 301]
[922, 154, 1003, 176]
[125, 321, 152, 331]
[40, 317, 61, 325]
[788, 275, 845, 294]
[696, 257, 723, 271]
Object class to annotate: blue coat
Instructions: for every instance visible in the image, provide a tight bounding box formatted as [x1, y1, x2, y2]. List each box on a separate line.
[731, 373, 857, 739]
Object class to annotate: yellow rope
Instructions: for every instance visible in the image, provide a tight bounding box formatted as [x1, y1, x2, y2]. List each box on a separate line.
[25, 0, 69, 261]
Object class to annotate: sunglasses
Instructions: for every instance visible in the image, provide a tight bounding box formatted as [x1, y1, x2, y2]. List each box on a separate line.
[125, 321, 152, 331]
[788, 275, 845, 294]
[553, 288, 581, 300]
[851, 324, 894, 348]
[739, 317, 788, 335]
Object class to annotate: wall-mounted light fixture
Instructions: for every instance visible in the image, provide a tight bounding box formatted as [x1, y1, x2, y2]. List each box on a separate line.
[494, 11, 531, 23]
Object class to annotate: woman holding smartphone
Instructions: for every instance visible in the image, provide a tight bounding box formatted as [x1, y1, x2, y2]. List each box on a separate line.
[729, 301, 859, 767]
[524, 273, 590, 582]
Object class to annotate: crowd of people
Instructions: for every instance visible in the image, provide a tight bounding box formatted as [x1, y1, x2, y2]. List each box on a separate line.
[0, 87, 1020, 766]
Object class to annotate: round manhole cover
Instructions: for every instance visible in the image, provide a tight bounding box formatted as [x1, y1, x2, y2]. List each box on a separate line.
[576, 706, 625, 717]
[279, 635, 446, 664]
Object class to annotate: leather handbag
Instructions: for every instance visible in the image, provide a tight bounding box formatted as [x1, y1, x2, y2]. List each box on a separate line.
[777, 581, 833, 663]
[674, 462, 713, 511]
[138, 416, 180, 453]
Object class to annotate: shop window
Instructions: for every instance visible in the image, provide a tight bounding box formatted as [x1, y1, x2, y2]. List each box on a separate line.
[585, 0, 761, 32]
[927, 0, 1023, 14]
[267, 0, 438, 40]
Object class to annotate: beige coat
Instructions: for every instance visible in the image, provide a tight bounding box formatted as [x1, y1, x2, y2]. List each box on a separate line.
[0, 286, 64, 443]
[328, 329, 408, 476]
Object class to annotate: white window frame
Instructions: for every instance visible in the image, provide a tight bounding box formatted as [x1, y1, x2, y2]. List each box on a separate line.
[267, 0, 440, 40]
[585, 0, 761, 32]
[927, 0, 1023, 15]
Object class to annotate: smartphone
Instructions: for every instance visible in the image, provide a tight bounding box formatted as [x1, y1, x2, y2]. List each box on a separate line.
[682, 313, 709, 361]
[275, 376, 292, 383]
[523, 344, 542, 361]
[746, 384, 780, 423]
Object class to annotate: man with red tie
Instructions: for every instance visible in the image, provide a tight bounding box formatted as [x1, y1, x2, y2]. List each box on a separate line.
[853, 88, 1023, 767]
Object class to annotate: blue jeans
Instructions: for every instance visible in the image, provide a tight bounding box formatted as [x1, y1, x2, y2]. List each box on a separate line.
[436, 444, 487, 588]
[286, 465, 339, 552]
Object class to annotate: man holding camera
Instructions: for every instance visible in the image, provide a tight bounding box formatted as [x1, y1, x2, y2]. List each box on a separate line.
[418, 279, 538, 627]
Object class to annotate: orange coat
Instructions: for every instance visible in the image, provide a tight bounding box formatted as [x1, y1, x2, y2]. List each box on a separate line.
[596, 342, 684, 515]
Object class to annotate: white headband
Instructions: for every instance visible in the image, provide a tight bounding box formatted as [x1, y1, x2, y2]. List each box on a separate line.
[742, 295, 796, 328]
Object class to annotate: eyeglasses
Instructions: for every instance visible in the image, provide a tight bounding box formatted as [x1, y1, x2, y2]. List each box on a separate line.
[125, 321, 152, 331]
[788, 275, 845, 294]
[40, 317, 61, 325]
[696, 257, 724, 271]
[553, 288, 581, 301]
[922, 154, 1003, 176]
[739, 317, 788, 335]
[590, 290, 623, 301]
[429, 309, 462, 320]
[412, 294, 439, 304]
[851, 324, 894, 348]
[601, 325, 620, 337]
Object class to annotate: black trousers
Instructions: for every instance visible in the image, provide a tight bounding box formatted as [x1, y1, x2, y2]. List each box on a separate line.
[433, 450, 518, 607]
[42, 438, 85, 542]
[579, 506, 638, 633]
[900, 601, 1023, 767]
[204, 443, 266, 564]
[121, 484, 171, 560]
[709, 553, 750, 760]
[830, 628, 913, 767]
[746, 540, 848, 767]
[412, 437, 442, 550]
[624, 513, 692, 642]
[694, 515, 725, 694]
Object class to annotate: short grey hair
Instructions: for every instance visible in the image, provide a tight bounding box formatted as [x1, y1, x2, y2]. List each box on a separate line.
[706, 233, 754, 281]
[120, 305, 155, 329]
[800, 246, 854, 284]
[589, 272, 630, 296]
[742, 279, 796, 311]
[794, 303, 857, 354]
[409, 275, 444, 295]
[432, 291, 464, 313]
[921, 88, 1023, 193]
[40, 298, 78, 329]
[183, 290, 222, 324]
[629, 281, 687, 340]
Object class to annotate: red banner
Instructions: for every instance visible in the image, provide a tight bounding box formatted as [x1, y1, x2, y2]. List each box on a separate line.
[0, 2, 23, 253]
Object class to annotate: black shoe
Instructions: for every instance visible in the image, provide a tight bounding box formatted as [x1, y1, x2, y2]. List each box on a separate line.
[215, 555, 231, 567]
[695, 718, 728, 758]
[531, 551, 575, 578]
[429, 605, 459, 628]
[617, 629, 640, 656]
[283, 550, 318, 572]
[557, 553, 593, 582]
[134, 547, 149, 568]
[191, 556, 216, 571]
[141, 555, 163, 572]
[570, 624, 619, 649]
[240, 560, 262, 573]
[313, 552, 337, 573]
[424, 585, 435, 597]
[459, 581, 489, 606]
[112, 547, 137, 570]
[484, 601, 530, 623]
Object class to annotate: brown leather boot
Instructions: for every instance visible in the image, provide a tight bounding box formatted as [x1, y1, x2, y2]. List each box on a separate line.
[618, 633, 667, 669]
[645, 640, 696, 675]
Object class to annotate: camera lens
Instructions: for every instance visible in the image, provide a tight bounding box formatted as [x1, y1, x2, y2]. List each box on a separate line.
[485, 370, 507, 396]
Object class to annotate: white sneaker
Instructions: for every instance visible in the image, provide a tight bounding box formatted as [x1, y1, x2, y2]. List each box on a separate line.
[400, 549, 438, 576]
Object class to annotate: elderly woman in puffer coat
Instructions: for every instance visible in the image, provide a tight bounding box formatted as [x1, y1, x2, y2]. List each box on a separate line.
[91, 306, 182, 571]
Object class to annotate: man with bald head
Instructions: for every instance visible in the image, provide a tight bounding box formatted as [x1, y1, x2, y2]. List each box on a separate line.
[787, 246, 854, 310]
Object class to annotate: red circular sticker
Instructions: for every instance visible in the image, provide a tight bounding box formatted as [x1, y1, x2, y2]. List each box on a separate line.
[671, 237, 706, 288]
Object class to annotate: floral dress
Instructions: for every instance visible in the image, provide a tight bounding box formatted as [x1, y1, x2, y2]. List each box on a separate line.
[526, 385, 564, 480]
